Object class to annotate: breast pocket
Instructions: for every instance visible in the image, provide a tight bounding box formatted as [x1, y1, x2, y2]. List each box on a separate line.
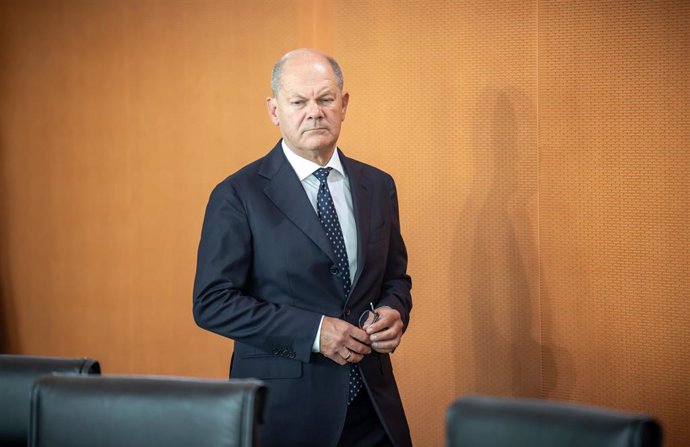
[368, 219, 389, 244]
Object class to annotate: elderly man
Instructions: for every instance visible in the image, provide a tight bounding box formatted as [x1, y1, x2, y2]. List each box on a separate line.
[193, 48, 413, 447]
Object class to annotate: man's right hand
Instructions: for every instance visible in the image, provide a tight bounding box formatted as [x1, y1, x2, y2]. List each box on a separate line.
[319, 316, 372, 365]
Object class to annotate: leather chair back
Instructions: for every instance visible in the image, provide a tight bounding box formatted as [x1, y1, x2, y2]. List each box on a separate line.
[446, 395, 662, 447]
[0, 354, 100, 447]
[29, 375, 266, 447]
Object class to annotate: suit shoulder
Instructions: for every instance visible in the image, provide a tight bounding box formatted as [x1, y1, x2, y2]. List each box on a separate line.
[215, 157, 263, 189]
[213, 142, 283, 192]
[345, 157, 397, 189]
[346, 157, 395, 179]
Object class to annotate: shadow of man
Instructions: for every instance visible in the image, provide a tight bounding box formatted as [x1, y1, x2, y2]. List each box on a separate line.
[451, 89, 575, 399]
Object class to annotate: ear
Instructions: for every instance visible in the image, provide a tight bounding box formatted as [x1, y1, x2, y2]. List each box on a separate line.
[340, 91, 350, 121]
[266, 96, 280, 126]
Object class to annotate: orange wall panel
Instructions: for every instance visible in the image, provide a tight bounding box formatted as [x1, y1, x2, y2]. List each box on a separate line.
[538, 2, 690, 446]
[331, 2, 539, 444]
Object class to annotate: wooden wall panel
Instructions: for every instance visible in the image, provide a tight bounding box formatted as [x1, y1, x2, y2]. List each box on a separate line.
[331, 1, 539, 445]
[0, 0, 307, 376]
[539, 2, 690, 446]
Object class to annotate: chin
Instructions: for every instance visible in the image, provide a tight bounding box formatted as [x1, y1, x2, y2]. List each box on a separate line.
[303, 139, 336, 153]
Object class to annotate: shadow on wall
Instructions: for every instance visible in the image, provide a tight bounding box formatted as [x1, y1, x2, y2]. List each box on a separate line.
[0, 164, 16, 353]
[0, 26, 17, 349]
[0, 131, 18, 354]
[0, 254, 18, 354]
[451, 89, 575, 399]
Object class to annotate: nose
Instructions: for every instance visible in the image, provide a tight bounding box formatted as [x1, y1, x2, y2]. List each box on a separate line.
[306, 101, 324, 119]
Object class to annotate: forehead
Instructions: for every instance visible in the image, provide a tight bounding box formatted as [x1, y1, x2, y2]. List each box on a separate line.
[280, 57, 339, 95]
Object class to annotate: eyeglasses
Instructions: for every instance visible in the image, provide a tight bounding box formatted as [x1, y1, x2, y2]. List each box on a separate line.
[358, 302, 380, 329]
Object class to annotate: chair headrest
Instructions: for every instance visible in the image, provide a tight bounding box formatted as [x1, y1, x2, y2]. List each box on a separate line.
[30, 375, 266, 447]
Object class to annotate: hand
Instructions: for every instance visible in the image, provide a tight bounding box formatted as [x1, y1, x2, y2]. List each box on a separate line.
[364, 307, 403, 353]
[320, 316, 372, 365]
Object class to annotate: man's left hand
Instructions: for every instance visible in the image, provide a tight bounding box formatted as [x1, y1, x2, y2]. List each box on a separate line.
[363, 307, 404, 353]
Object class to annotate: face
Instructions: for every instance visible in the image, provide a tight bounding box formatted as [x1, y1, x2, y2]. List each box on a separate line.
[267, 53, 349, 161]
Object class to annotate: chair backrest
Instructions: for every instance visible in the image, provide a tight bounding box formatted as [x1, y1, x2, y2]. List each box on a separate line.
[0, 354, 100, 447]
[29, 375, 266, 447]
[446, 395, 662, 447]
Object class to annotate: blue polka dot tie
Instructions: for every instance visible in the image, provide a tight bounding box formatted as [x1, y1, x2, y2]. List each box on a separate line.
[313, 167, 364, 405]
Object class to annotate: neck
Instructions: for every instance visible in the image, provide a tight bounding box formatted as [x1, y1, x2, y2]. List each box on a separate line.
[291, 145, 336, 166]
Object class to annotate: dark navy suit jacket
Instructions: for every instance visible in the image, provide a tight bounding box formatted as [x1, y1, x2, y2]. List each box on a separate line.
[193, 141, 413, 447]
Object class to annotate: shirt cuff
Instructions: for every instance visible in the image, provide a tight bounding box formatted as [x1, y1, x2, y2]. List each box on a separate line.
[312, 315, 325, 353]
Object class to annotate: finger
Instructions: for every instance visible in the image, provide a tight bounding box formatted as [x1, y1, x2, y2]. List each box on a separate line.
[364, 318, 386, 334]
[365, 310, 400, 334]
[370, 325, 401, 342]
[349, 326, 371, 344]
[320, 317, 363, 351]
[329, 352, 348, 366]
[346, 351, 365, 363]
[372, 338, 400, 353]
[346, 339, 372, 355]
[368, 319, 403, 339]
[338, 349, 365, 364]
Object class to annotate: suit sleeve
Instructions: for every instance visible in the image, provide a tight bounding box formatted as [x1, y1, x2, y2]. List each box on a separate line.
[192, 180, 321, 363]
[377, 175, 413, 331]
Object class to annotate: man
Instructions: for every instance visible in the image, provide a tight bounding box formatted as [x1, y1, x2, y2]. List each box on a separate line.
[193, 49, 412, 447]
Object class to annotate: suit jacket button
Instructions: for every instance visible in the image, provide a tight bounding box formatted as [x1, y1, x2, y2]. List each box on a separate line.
[330, 265, 339, 275]
[344, 308, 351, 316]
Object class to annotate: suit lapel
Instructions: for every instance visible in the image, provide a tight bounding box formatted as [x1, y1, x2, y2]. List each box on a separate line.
[260, 143, 337, 265]
[341, 154, 370, 295]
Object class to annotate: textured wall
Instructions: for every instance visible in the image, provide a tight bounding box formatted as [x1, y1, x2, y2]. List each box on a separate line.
[0, 1, 688, 446]
[0, 0, 303, 377]
[538, 2, 690, 446]
[331, 2, 541, 444]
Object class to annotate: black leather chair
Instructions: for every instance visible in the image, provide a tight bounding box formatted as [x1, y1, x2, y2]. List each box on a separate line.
[0, 354, 100, 447]
[29, 375, 266, 447]
[446, 395, 662, 447]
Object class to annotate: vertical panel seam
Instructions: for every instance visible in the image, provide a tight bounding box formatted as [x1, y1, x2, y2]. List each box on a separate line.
[536, 0, 544, 400]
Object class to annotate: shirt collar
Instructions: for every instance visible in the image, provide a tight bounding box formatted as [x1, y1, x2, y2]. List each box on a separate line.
[281, 140, 346, 181]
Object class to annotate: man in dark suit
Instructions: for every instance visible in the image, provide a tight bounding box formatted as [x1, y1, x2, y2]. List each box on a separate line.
[193, 49, 413, 447]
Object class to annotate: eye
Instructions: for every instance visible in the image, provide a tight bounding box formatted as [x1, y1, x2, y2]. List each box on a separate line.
[320, 98, 334, 105]
[291, 100, 304, 106]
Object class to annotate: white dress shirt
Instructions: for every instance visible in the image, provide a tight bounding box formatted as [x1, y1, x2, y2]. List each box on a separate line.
[281, 141, 358, 352]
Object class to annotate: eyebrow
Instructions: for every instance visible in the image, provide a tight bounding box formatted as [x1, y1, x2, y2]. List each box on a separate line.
[285, 86, 337, 98]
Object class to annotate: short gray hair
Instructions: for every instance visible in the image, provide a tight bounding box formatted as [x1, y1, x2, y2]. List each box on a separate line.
[271, 51, 344, 97]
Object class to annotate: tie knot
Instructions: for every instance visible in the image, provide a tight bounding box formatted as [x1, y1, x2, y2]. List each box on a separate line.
[313, 167, 332, 183]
